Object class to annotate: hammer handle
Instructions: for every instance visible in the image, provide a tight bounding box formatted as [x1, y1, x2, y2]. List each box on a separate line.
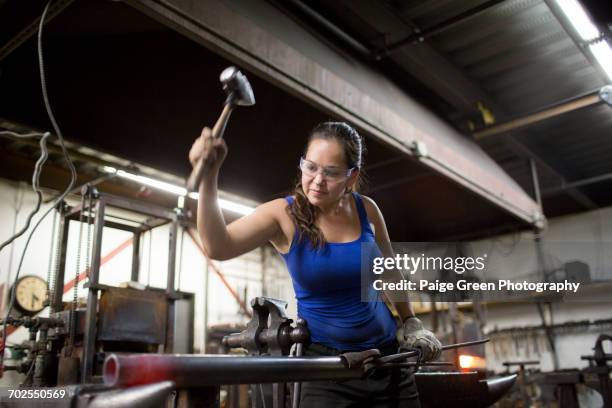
[187, 104, 234, 192]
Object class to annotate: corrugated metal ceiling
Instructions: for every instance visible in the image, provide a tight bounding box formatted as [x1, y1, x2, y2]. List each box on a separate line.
[302, 0, 612, 216]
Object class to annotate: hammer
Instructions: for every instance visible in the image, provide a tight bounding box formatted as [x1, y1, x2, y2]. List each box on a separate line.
[187, 66, 255, 192]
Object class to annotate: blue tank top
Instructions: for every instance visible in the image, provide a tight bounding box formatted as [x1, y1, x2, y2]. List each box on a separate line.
[281, 192, 397, 351]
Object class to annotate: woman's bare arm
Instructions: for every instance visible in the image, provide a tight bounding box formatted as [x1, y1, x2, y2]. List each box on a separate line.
[190, 127, 283, 260]
[362, 195, 415, 320]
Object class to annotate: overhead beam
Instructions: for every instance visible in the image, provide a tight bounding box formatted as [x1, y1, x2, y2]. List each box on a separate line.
[339, 1, 598, 212]
[377, 0, 507, 59]
[473, 88, 606, 139]
[125, 0, 541, 227]
[353, 0, 493, 114]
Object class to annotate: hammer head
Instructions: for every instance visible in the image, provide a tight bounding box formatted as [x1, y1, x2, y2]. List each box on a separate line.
[220, 66, 255, 107]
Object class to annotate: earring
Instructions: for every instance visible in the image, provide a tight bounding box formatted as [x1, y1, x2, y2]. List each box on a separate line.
[334, 194, 345, 214]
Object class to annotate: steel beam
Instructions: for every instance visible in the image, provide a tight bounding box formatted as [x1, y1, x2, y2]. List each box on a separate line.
[124, 0, 541, 226]
[354, 0, 494, 114]
[332, 2, 598, 212]
[473, 90, 605, 139]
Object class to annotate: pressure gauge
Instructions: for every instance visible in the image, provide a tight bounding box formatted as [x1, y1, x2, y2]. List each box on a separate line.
[13, 275, 48, 315]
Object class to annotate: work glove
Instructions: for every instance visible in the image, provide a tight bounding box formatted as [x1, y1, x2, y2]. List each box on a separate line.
[396, 316, 442, 362]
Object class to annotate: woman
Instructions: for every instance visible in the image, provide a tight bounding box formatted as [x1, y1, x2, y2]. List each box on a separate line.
[189, 121, 440, 407]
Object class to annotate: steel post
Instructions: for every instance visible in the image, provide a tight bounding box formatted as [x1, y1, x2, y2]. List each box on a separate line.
[81, 198, 106, 382]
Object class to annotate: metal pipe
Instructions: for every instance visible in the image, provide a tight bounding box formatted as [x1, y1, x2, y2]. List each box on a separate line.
[130, 232, 140, 282]
[52, 206, 69, 312]
[88, 381, 175, 408]
[473, 90, 603, 139]
[283, 0, 372, 59]
[378, 0, 506, 58]
[103, 354, 361, 387]
[543, 171, 612, 196]
[165, 216, 179, 353]
[529, 158, 543, 210]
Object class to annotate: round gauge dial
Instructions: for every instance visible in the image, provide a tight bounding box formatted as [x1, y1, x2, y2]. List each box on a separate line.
[13, 275, 48, 315]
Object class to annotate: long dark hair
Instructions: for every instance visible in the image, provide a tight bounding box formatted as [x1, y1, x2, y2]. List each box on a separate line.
[288, 122, 365, 248]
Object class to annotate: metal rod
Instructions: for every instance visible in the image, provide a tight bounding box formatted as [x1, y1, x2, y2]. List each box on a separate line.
[543, 171, 612, 196]
[284, 0, 372, 59]
[380, 339, 490, 363]
[103, 354, 362, 387]
[167, 217, 178, 293]
[202, 248, 209, 353]
[292, 342, 304, 408]
[52, 207, 69, 312]
[272, 382, 285, 408]
[441, 338, 490, 350]
[81, 198, 106, 383]
[473, 92, 602, 139]
[165, 216, 179, 353]
[131, 232, 140, 282]
[384, 362, 455, 368]
[379, 0, 506, 58]
[101, 193, 176, 220]
[529, 158, 543, 211]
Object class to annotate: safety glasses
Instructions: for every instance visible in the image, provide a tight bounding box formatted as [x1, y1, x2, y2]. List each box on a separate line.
[299, 157, 355, 181]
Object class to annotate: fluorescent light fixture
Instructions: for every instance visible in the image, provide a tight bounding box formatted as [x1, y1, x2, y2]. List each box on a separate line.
[556, 0, 600, 41]
[554, 0, 612, 81]
[102, 166, 254, 215]
[589, 41, 612, 81]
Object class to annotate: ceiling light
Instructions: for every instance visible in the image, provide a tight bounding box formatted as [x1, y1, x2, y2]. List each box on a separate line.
[555, 0, 600, 41]
[589, 41, 612, 81]
[101, 166, 254, 215]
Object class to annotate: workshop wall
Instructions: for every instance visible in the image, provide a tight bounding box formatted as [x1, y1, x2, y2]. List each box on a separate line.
[474, 206, 612, 372]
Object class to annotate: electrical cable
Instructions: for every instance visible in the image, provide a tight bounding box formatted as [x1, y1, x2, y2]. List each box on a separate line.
[1, 0, 78, 374]
[0, 131, 47, 139]
[0, 133, 50, 253]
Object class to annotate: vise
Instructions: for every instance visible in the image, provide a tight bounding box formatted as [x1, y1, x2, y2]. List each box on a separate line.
[222, 297, 309, 356]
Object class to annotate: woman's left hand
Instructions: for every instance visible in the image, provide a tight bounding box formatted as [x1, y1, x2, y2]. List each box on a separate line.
[396, 316, 442, 362]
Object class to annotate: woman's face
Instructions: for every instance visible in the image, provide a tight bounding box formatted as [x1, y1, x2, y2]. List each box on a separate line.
[302, 138, 357, 208]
